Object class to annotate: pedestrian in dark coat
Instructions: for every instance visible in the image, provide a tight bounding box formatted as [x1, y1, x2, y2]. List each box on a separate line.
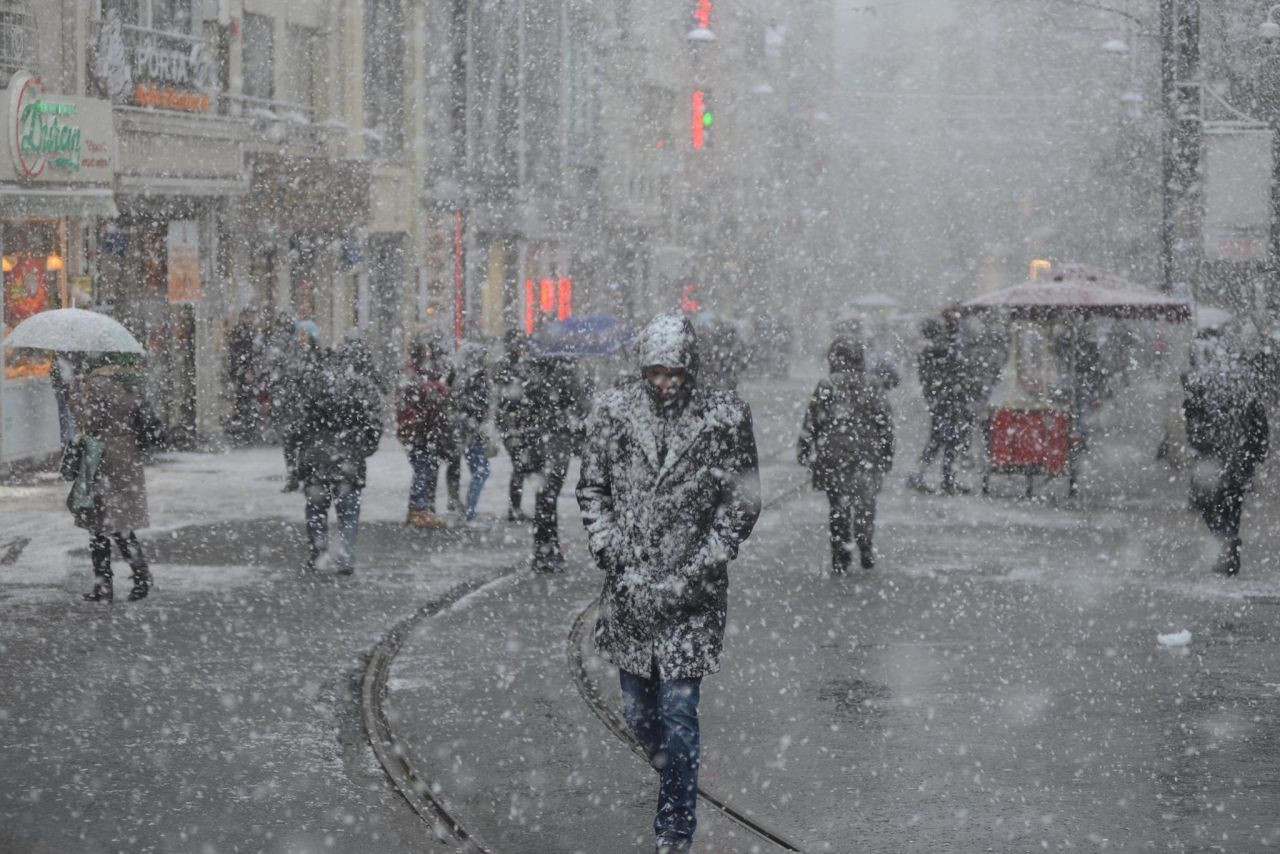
[73, 354, 152, 603]
[278, 320, 323, 493]
[443, 342, 492, 522]
[798, 335, 894, 572]
[1183, 352, 1270, 576]
[226, 308, 260, 443]
[526, 353, 589, 572]
[396, 335, 454, 529]
[577, 313, 760, 854]
[493, 330, 539, 520]
[297, 346, 384, 574]
[908, 315, 973, 494]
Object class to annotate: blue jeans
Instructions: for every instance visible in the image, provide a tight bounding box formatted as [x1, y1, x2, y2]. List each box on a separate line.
[304, 480, 362, 569]
[408, 445, 443, 512]
[462, 437, 490, 520]
[619, 667, 702, 846]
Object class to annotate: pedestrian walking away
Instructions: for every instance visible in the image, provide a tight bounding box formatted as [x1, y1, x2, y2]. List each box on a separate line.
[577, 313, 761, 854]
[493, 329, 539, 521]
[525, 353, 589, 572]
[1183, 344, 1269, 576]
[798, 334, 894, 573]
[396, 335, 453, 530]
[909, 314, 975, 495]
[297, 343, 384, 574]
[276, 319, 323, 493]
[69, 353, 154, 603]
[444, 341, 493, 523]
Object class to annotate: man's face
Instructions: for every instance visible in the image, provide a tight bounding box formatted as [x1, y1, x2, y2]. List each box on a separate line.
[643, 366, 687, 402]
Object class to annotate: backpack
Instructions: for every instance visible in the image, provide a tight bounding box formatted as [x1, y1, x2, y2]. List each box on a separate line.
[396, 376, 449, 446]
[815, 378, 892, 474]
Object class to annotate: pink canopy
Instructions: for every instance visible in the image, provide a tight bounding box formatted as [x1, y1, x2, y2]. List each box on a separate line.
[959, 265, 1191, 322]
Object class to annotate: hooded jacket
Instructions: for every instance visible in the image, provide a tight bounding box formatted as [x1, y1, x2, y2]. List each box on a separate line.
[577, 314, 761, 680]
[798, 336, 894, 492]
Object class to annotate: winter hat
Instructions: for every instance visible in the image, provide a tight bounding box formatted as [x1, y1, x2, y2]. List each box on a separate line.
[827, 335, 865, 374]
[636, 313, 699, 380]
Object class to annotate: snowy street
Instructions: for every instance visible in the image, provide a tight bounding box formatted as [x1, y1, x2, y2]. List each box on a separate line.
[2, 374, 1279, 852]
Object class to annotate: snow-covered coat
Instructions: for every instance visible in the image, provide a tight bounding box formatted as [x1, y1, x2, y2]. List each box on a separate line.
[577, 315, 760, 680]
[75, 365, 149, 532]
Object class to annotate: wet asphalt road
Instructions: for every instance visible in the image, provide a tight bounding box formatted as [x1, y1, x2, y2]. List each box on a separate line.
[1, 371, 1279, 853]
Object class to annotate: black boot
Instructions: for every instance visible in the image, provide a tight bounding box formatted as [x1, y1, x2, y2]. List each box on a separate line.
[857, 538, 875, 570]
[84, 535, 114, 602]
[128, 565, 153, 601]
[83, 574, 114, 602]
[1213, 538, 1241, 576]
[532, 541, 566, 573]
[831, 544, 851, 575]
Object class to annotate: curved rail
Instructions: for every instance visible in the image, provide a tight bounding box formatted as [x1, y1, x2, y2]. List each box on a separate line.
[362, 473, 813, 851]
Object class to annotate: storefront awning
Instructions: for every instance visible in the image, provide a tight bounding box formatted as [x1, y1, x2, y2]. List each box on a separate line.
[116, 174, 250, 197]
[0, 185, 119, 218]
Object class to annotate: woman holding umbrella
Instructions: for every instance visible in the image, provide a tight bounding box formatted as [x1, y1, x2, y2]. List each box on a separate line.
[74, 352, 154, 602]
[4, 308, 156, 603]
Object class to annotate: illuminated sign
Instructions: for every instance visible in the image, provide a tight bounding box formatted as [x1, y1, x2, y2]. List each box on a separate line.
[3, 72, 116, 183]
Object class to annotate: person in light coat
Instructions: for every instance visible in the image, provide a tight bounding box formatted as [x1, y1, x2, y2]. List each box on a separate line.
[74, 353, 152, 603]
[577, 313, 760, 854]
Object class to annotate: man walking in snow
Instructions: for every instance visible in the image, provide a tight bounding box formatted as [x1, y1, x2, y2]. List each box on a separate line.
[798, 334, 894, 572]
[577, 313, 761, 854]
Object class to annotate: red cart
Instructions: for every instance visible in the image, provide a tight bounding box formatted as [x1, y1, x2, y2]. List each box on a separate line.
[957, 264, 1192, 499]
[982, 406, 1073, 497]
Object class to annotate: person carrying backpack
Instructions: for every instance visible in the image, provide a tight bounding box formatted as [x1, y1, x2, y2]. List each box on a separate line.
[396, 336, 454, 529]
[297, 346, 384, 574]
[798, 334, 895, 573]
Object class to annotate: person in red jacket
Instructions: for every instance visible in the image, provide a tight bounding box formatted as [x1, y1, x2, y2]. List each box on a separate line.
[396, 336, 453, 529]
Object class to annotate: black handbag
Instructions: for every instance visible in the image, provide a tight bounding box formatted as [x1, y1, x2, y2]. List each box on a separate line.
[58, 441, 83, 482]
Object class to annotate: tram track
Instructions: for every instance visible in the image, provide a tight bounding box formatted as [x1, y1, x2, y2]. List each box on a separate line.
[360, 461, 813, 852]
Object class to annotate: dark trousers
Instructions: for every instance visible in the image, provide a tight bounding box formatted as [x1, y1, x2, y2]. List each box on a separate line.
[90, 531, 146, 578]
[304, 480, 363, 569]
[533, 445, 570, 551]
[827, 477, 878, 569]
[620, 666, 702, 846]
[1200, 468, 1254, 540]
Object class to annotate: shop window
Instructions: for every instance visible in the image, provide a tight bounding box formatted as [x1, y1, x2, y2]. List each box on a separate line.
[364, 0, 405, 157]
[283, 23, 320, 115]
[98, 0, 140, 27]
[3, 217, 66, 380]
[149, 0, 195, 34]
[242, 12, 274, 102]
[0, 0, 36, 88]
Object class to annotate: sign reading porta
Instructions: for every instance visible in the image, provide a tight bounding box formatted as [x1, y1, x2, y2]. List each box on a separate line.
[2, 72, 116, 184]
[91, 10, 218, 113]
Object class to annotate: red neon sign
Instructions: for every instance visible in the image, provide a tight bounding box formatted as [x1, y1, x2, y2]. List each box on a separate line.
[539, 278, 555, 313]
[691, 90, 705, 149]
[524, 278, 536, 333]
[556, 277, 573, 320]
[695, 0, 712, 28]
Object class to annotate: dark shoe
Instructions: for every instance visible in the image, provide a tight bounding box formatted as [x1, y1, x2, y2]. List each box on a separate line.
[83, 576, 113, 603]
[281, 479, 300, 493]
[1212, 538, 1241, 576]
[507, 508, 529, 523]
[532, 545, 566, 573]
[942, 481, 971, 496]
[656, 837, 692, 854]
[907, 474, 932, 494]
[127, 566, 153, 601]
[859, 544, 875, 570]
[831, 547, 851, 575]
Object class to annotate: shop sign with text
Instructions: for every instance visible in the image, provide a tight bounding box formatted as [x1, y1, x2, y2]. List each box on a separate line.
[2, 72, 116, 184]
[91, 10, 218, 113]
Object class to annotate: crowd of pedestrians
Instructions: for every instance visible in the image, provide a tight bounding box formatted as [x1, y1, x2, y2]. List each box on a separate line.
[49, 302, 1276, 854]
